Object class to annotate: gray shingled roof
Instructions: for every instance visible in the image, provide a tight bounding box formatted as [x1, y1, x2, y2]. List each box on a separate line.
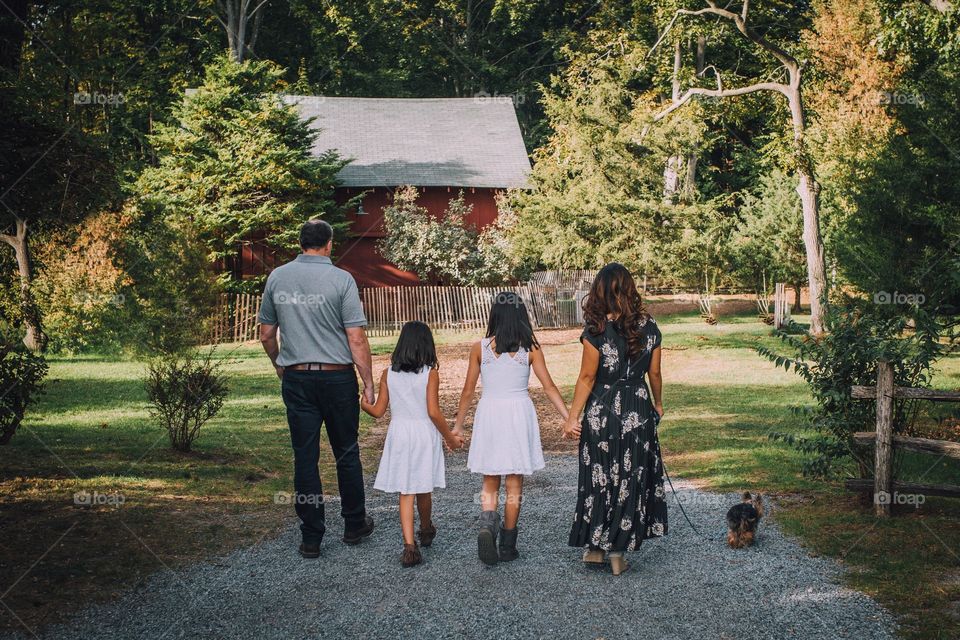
[284, 96, 531, 189]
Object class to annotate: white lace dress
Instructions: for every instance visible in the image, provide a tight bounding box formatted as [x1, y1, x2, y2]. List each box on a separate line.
[373, 367, 446, 494]
[467, 338, 545, 476]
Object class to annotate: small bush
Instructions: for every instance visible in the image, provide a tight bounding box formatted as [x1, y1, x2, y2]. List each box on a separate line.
[145, 350, 228, 452]
[758, 297, 953, 478]
[0, 343, 48, 444]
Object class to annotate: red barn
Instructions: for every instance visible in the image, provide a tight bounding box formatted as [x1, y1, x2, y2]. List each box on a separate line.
[237, 96, 532, 287]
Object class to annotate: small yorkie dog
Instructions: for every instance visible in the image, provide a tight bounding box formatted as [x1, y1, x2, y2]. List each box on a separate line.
[726, 492, 764, 549]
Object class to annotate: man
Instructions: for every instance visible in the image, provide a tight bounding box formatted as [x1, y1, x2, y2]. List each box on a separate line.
[259, 219, 376, 558]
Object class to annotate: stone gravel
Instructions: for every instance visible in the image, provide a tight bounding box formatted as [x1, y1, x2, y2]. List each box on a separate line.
[5, 454, 897, 640]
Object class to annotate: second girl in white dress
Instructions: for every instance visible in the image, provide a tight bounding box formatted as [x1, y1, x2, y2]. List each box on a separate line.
[453, 292, 568, 565]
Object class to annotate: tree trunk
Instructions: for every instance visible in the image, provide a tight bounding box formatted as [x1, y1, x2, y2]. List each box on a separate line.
[787, 77, 828, 334]
[681, 36, 706, 200]
[662, 40, 683, 201]
[217, 0, 266, 62]
[793, 282, 802, 313]
[0, 218, 45, 351]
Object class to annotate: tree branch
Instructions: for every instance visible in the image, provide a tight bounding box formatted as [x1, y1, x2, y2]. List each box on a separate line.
[677, 2, 798, 74]
[640, 81, 788, 138]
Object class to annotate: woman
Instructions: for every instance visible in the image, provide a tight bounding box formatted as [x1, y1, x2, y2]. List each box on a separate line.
[563, 263, 667, 575]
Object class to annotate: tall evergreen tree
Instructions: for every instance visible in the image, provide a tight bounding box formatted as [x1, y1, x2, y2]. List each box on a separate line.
[136, 53, 349, 288]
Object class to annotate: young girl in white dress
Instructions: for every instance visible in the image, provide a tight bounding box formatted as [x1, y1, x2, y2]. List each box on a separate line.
[362, 321, 463, 567]
[453, 292, 568, 565]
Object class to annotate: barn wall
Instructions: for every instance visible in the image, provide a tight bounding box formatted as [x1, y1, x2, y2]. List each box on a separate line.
[232, 187, 502, 288]
[335, 186, 501, 288]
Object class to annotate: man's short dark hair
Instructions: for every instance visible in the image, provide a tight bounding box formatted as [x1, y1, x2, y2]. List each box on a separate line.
[300, 219, 333, 250]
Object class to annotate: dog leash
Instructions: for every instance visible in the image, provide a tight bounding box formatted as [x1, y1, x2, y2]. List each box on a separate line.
[661, 461, 720, 543]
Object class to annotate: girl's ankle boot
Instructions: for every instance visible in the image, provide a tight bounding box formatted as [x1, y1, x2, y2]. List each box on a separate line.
[498, 527, 519, 561]
[477, 510, 500, 566]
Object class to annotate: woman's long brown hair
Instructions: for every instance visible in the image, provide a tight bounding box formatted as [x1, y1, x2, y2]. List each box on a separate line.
[582, 263, 650, 358]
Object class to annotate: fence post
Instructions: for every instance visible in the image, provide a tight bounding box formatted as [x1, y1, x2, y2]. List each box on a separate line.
[874, 360, 895, 516]
[774, 283, 785, 329]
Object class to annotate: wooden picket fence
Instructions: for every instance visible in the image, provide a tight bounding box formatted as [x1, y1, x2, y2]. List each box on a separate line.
[844, 360, 960, 515]
[202, 270, 767, 344]
[360, 285, 535, 337]
[202, 282, 591, 343]
[204, 293, 262, 344]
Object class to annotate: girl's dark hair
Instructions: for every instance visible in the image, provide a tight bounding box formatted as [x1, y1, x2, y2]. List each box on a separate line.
[391, 321, 438, 372]
[583, 263, 650, 358]
[485, 292, 539, 353]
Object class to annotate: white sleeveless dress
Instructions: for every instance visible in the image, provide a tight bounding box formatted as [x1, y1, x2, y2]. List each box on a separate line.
[467, 338, 545, 476]
[373, 367, 446, 494]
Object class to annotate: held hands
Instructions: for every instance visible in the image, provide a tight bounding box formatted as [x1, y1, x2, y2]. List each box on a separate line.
[360, 398, 375, 416]
[362, 385, 375, 405]
[444, 430, 465, 452]
[562, 415, 581, 440]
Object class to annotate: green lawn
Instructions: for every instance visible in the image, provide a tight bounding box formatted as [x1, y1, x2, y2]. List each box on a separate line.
[1, 315, 958, 638]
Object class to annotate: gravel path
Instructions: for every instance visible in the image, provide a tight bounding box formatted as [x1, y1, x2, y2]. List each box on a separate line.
[9, 454, 896, 640]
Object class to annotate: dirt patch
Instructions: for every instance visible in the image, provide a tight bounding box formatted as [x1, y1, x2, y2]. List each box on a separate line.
[363, 330, 579, 456]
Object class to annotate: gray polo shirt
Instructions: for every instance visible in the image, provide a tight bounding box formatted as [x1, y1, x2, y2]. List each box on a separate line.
[257, 255, 367, 367]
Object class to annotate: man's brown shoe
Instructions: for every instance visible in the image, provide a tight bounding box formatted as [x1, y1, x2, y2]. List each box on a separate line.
[342, 516, 375, 545]
[298, 543, 320, 559]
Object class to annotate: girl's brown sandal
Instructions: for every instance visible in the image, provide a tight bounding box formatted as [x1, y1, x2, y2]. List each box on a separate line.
[418, 524, 437, 547]
[401, 543, 422, 568]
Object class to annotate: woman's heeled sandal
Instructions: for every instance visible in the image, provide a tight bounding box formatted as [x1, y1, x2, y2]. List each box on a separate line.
[582, 548, 606, 565]
[609, 553, 629, 576]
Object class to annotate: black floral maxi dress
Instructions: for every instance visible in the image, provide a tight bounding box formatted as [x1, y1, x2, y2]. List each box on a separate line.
[568, 317, 668, 552]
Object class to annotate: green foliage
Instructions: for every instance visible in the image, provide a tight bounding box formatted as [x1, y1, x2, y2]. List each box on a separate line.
[145, 349, 229, 452]
[758, 298, 953, 478]
[32, 211, 133, 354]
[0, 343, 48, 444]
[136, 53, 349, 286]
[379, 187, 522, 285]
[509, 36, 727, 282]
[728, 168, 807, 291]
[119, 206, 221, 355]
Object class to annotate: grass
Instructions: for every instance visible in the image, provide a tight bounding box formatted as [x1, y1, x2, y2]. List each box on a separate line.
[655, 313, 960, 640]
[1, 314, 958, 638]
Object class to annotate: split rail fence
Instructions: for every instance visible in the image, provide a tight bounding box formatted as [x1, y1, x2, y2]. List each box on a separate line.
[844, 360, 960, 516]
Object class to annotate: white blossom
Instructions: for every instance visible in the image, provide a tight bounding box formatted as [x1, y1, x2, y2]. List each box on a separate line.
[621, 412, 641, 434]
[591, 464, 607, 488]
[601, 342, 619, 372]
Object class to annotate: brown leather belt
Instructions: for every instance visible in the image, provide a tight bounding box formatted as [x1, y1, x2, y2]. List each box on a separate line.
[286, 363, 353, 371]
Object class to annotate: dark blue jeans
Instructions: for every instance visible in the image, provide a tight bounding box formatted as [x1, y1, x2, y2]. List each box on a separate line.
[281, 369, 367, 544]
